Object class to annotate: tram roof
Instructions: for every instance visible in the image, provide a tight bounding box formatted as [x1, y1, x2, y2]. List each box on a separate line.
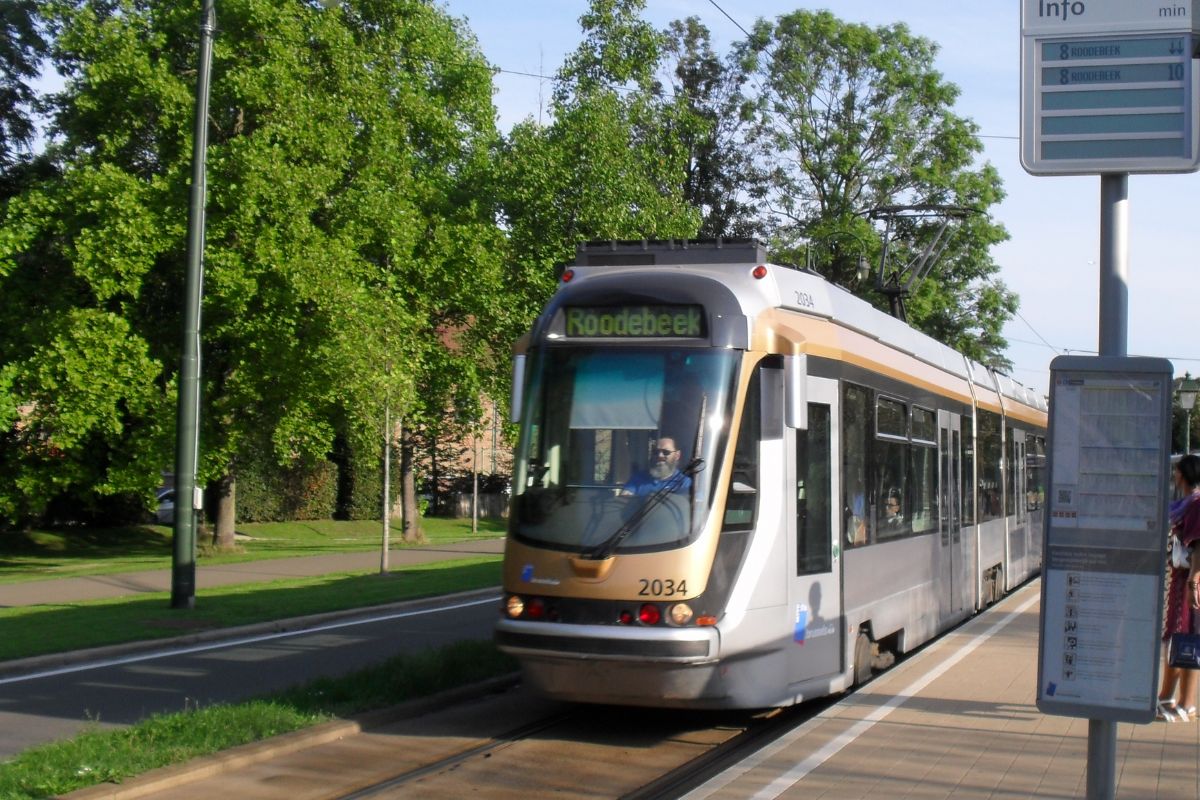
[566, 239, 1046, 416]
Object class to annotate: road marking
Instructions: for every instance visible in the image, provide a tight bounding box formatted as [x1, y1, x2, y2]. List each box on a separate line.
[683, 584, 1040, 800]
[0, 595, 501, 686]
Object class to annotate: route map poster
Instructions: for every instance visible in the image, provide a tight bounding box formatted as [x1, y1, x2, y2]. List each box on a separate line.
[1037, 356, 1172, 723]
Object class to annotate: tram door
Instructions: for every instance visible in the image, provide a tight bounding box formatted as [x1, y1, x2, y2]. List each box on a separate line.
[787, 375, 842, 683]
[1009, 429, 1029, 585]
[938, 411, 969, 618]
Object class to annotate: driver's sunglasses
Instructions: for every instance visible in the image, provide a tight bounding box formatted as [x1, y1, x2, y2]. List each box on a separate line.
[653, 448, 677, 456]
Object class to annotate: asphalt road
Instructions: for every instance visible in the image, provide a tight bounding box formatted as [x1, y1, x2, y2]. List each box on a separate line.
[0, 591, 501, 758]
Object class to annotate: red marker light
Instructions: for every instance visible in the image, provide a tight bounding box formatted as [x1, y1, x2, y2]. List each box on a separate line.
[526, 598, 546, 619]
[561, 269, 575, 283]
[619, 610, 634, 625]
[638, 603, 661, 625]
[752, 265, 768, 279]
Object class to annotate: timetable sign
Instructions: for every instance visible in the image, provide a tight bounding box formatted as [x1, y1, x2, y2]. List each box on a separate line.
[1021, 1, 1200, 174]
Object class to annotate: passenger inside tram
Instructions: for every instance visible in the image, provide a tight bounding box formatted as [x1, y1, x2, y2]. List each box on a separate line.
[883, 489, 905, 530]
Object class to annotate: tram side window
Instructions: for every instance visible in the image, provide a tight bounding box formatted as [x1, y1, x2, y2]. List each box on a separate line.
[978, 410, 1003, 521]
[1027, 436, 1045, 511]
[875, 396, 910, 541]
[842, 383, 872, 548]
[910, 407, 937, 534]
[723, 368, 760, 531]
[961, 417, 975, 525]
[797, 404, 832, 574]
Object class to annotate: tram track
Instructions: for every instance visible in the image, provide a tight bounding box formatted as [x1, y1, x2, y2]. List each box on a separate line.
[117, 680, 827, 799]
[315, 691, 831, 800]
[332, 712, 577, 799]
[618, 703, 821, 800]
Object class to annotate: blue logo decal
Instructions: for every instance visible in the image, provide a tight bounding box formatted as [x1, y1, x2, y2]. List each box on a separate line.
[1046, 682, 1057, 696]
[521, 564, 534, 582]
[794, 605, 808, 644]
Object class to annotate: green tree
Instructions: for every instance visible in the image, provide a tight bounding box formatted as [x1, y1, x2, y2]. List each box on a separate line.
[741, 10, 1015, 366]
[496, 0, 700, 341]
[0, 0, 48, 171]
[659, 16, 760, 239]
[0, 0, 500, 535]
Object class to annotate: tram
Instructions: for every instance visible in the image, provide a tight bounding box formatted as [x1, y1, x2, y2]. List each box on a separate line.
[495, 239, 1047, 709]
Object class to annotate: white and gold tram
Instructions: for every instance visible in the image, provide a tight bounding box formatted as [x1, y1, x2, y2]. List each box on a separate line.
[495, 239, 1047, 709]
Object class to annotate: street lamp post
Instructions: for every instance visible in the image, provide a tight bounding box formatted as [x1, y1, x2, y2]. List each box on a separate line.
[1178, 376, 1198, 454]
[171, 0, 216, 610]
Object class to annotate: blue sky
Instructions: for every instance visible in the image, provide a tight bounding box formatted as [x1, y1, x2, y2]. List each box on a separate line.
[442, 0, 1200, 396]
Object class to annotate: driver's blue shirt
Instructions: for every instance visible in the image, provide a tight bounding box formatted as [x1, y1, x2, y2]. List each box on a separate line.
[622, 470, 692, 496]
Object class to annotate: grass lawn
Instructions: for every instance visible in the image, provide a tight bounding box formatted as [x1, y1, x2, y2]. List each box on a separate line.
[0, 517, 506, 584]
[0, 557, 503, 662]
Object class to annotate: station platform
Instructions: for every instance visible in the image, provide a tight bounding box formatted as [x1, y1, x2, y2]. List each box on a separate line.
[684, 580, 1200, 800]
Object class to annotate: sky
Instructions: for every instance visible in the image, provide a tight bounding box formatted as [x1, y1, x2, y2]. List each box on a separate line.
[439, 0, 1200, 397]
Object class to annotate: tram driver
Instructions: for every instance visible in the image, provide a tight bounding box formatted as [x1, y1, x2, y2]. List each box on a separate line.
[621, 437, 692, 496]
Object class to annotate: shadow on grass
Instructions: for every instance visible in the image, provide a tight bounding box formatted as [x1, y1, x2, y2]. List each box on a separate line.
[0, 560, 502, 663]
[0, 526, 172, 561]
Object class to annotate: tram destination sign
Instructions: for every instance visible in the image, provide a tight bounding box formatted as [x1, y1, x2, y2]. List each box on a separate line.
[558, 304, 706, 339]
[1021, 0, 1200, 174]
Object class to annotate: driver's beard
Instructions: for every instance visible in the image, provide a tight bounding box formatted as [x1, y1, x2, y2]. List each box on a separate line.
[649, 461, 674, 480]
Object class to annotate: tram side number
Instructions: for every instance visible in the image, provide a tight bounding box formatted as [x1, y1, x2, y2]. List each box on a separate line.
[638, 578, 687, 597]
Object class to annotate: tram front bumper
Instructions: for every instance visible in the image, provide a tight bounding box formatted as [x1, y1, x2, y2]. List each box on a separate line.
[494, 619, 728, 706]
[494, 619, 719, 662]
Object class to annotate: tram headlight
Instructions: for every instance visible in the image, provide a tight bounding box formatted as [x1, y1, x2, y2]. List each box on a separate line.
[667, 603, 694, 626]
[505, 595, 525, 618]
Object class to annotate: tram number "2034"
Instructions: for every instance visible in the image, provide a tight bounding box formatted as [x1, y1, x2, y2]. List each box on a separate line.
[638, 578, 687, 597]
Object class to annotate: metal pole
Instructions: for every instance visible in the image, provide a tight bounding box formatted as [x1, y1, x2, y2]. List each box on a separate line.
[472, 432, 479, 535]
[1086, 172, 1128, 800]
[381, 398, 390, 574]
[171, 0, 215, 610]
[1187, 410, 1192, 454]
[1097, 173, 1128, 359]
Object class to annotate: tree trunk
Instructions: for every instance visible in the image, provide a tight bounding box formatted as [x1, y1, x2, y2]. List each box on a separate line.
[400, 426, 425, 543]
[212, 473, 237, 550]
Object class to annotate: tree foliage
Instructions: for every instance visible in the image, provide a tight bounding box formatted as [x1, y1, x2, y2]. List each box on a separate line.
[739, 10, 1016, 366]
[659, 17, 760, 239]
[495, 0, 700, 340]
[0, 0, 501, 527]
[0, 0, 48, 170]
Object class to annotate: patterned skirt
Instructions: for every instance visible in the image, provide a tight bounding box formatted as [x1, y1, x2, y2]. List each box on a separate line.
[1163, 566, 1199, 642]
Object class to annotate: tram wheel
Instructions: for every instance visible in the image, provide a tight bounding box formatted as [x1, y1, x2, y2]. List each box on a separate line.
[854, 631, 873, 686]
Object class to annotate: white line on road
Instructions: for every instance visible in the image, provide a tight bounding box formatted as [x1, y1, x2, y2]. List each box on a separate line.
[0, 595, 501, 686]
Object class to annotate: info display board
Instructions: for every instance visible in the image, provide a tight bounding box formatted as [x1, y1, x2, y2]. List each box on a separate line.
[1021, 0, 1200, 174]
[1037, 356, 1173, 723]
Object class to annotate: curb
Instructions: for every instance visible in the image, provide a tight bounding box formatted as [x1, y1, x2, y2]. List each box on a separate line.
[0, 587, 501, 679]
[61, 673, 521, 799]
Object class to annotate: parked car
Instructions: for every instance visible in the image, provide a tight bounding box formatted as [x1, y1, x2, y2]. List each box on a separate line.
[156, 488, 175, 524]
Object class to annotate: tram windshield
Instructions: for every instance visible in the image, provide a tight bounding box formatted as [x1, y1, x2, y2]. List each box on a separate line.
[511, 347, 738, 553]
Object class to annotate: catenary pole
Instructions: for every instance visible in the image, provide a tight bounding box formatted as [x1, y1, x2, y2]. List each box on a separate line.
[171, 0, 215, 610]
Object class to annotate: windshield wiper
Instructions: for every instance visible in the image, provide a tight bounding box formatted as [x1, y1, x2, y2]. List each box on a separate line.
[582, 458, 704, 561]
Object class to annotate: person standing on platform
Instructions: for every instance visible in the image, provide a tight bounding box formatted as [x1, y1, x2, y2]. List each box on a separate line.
[1157, 454, 1200, 722]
